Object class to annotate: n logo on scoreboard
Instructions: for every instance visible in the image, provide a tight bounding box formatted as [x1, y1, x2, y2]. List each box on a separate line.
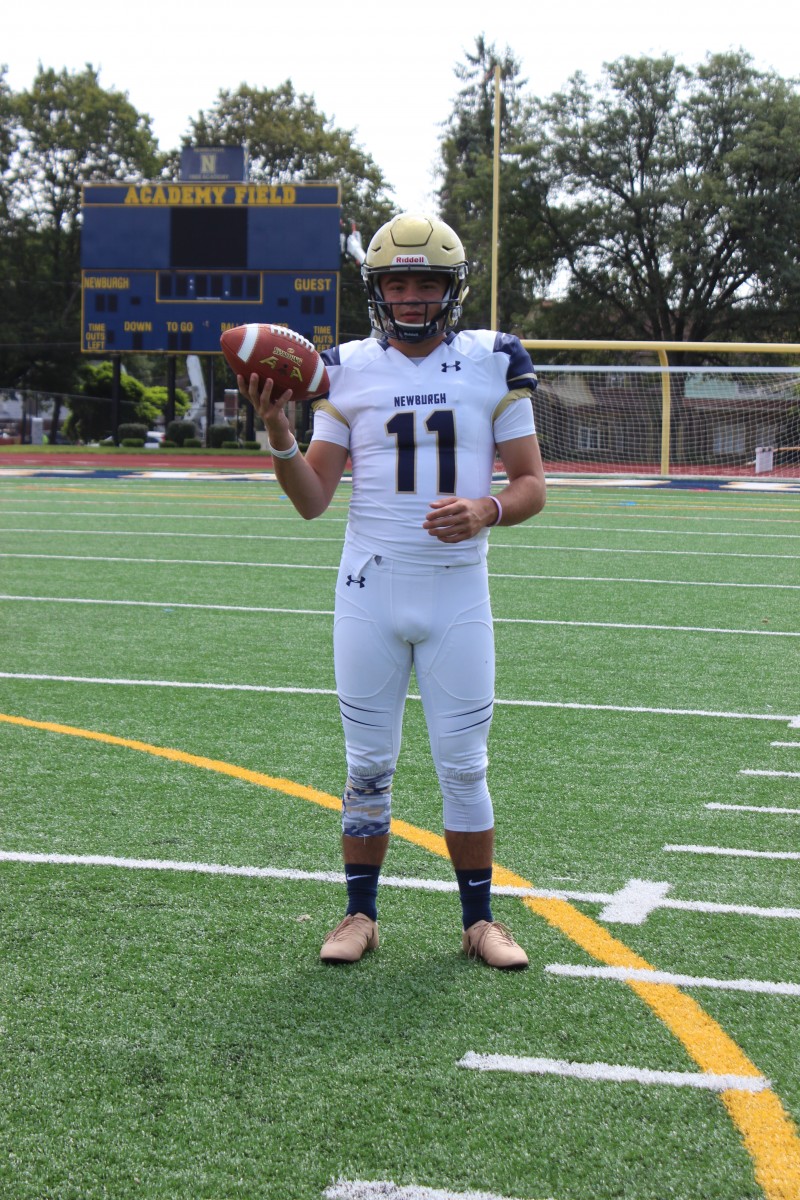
[200, 154, 218, 176]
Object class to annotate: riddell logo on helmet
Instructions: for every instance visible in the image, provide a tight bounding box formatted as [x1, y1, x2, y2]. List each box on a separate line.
[393, 255, 428, 265]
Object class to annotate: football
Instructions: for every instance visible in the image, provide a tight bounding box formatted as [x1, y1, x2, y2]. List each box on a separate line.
[220, 324, 329, 401]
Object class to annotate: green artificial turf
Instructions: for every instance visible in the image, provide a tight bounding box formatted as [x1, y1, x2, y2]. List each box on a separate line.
[0, 472, 798, 1199]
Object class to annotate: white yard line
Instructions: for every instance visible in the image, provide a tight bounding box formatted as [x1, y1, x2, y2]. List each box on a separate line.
[0, 594, 335, 616]
[2, 506, 796, 533]
[706, 803, 800, 816]
[2, 853, 798, 924]
[596, 880, 673, 924]
[5, 512, 800, 538]
[488, 571, 800, 590]
[1, 526, 343, 543]
[545, 963, 800, 996]
[0, 671, 796, 725]
[664, 844, 800, 862]
[494, 617, 799, 638]
[0, 594, 795, 638]
[324, 1182, 540, 1200]
[456, 1053, 769, 1092]
[0, 552, 337, 570]
[2, 553, 800, 590]
[491, 545, 800, 562]
[739, 769, 800, 779]
[4, 527, 798, 559]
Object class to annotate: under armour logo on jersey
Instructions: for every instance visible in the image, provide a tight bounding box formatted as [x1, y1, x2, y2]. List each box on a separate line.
[441, 361, 462, 373]
[346, 574, 366, 588]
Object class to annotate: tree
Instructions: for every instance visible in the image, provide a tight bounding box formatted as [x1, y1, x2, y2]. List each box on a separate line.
[0, 67, 15, 221]
[1, 65, 163, 390]
[64, 361, 188, 442]
[533, 52, 800, 345]
[436, 37, 554, 332]
[184, 83, 396, 339]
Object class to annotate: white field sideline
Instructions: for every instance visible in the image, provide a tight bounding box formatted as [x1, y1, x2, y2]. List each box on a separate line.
[0, 593, 796, 639]
[1, 554, 799, 590]
[1, 852, 799, 924]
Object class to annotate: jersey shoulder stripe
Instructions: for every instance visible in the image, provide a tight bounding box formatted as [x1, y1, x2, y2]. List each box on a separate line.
[312, 397, 349, 427]
[492, 386, 535, 424]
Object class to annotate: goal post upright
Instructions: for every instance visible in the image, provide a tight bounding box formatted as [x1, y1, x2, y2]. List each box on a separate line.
[658, 347, 671, 476]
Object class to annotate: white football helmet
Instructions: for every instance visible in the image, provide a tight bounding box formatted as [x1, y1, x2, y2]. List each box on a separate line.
[362, 213, 469, 343]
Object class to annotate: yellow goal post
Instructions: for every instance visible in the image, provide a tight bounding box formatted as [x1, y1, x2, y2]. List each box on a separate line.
[522, 339, 800, 479]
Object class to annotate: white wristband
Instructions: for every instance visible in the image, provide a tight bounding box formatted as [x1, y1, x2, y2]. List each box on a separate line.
[488, 495, 503, 526]
[267, 438, 299, 460]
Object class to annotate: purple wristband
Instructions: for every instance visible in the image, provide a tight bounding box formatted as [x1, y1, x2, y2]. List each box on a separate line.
[489, 495, 503, 526]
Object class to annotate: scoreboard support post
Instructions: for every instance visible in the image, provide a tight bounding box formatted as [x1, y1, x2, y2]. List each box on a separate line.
[166, 358, 177, 427]
[205, 360, 215, 446]
[112, 357, 121, 442]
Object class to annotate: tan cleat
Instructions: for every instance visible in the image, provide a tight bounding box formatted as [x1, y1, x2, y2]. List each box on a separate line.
[462, 920, 529, 970]
[320, 913, 379, 964]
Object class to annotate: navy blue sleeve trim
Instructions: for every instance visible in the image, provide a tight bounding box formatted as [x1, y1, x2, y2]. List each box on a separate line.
[493, 331, 538, 391]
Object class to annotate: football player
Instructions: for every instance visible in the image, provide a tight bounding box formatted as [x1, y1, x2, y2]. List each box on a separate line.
[240, 213, 546, 968]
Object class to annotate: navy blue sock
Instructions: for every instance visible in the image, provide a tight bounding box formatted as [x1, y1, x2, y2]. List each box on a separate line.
[344, 863, 381, 922]
[455, 867, 493, 930]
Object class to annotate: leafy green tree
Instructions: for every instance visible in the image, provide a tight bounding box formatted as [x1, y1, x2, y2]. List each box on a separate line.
[436, 37, 554, 332]
[1, 65, 163, 390]
[65, 361, 186, 442]
[184, 82, 396, 339]
[0, 68, 15, 220]
[0, 66, 37, 387]
[533, 52, 800, 345]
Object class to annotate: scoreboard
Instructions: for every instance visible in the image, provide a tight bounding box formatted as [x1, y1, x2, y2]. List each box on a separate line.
[80, 180, 341, 354]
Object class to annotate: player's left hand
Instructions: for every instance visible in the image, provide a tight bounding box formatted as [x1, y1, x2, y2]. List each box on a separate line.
[423, 496, 495, 542]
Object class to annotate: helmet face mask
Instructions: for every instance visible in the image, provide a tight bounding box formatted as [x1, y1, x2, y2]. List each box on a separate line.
[362, 213, 469, 344]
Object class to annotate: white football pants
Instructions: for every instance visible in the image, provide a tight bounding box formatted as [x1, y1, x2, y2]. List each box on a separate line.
[333, 551, 495, 832]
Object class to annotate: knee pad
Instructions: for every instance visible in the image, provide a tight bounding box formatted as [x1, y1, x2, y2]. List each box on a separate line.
[440, 768, 494, 833]
[341, 767, 394, 837]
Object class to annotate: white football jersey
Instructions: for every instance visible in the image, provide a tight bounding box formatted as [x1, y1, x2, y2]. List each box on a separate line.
[312, 329, 537, 564]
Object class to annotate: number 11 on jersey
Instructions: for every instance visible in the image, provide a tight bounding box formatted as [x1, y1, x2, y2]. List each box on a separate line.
[386, 409, 456, 494]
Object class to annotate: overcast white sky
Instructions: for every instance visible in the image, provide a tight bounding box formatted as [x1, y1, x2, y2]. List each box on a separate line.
[6, 0, 799, 215]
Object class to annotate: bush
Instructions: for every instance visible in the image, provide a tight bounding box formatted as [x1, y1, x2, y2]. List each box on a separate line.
[118, 423, 148, 443]
[165, 420, 197, 447]
[243, 441, 261, 451]
[120, 438, 145, 448]
[184, 437, 203, 448]
[209, 423, 238, 448]
[161, 439, 177, 448]
[221, 441, 241, 449]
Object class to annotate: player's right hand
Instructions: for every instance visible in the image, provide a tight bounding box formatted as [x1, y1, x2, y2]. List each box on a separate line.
[238, 373, 294, 435]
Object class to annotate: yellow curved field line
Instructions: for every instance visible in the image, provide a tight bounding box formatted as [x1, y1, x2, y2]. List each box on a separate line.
[2, 710, 799, 1200]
